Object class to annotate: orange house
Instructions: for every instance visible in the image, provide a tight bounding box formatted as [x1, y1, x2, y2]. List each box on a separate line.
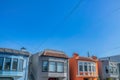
[69, 53, 98, 80]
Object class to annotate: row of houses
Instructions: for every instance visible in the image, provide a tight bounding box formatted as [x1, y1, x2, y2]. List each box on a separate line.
[0, 48, 120, 80]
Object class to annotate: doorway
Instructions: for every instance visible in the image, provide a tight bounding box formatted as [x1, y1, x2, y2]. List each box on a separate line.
[84, 78, 89, 80]
[48, 78, 58, 80]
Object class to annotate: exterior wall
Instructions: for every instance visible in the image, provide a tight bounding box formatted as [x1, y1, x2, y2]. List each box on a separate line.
[69, 57, 78, 80]
[98, 59, 119, 80]
[0, 53, 29, 80]
[29, 53, 39, 80]
[30, 53, 69, 80]
[69, 54, 98, 80]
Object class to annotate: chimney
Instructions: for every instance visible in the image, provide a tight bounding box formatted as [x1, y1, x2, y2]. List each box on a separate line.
[21, 47, 26, 52]
[73, 53, 79, 57]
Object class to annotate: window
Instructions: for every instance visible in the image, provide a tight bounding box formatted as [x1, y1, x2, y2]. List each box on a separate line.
[4, 58, 11, 70]
[114, 68, 118, 74]
[57, 62, 64, 72]
[79, 62, 83, 71]
[93, 63, 96, 72]
[92, 63, 96, 72]
[0, 57, 3, 70]
[88, 63, 91, 72]
[49, 62, 56, 72]
[19, 59, 24, 71]
[12, 58, 18, 71]
[109, 66, 113, 73]
[105, 66, 109, 73]
[42, 61, 48, 72]
[84, 63, 87, 71]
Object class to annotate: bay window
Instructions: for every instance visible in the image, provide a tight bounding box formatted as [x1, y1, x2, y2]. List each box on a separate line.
[78, 61, 96, 73]
[42, 61, 64, 72]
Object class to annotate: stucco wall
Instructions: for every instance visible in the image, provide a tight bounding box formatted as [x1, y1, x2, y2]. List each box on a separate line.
[30, 53, 69, 80]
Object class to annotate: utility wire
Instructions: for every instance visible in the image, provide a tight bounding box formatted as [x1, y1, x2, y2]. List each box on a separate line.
[33, 0, 85, 52]
[33, 5, 120, 53]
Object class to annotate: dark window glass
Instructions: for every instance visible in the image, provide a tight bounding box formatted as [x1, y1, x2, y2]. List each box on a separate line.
[84, 63, 87, 71]
[79, 62, 83, 71]
[49, 62, 56, 72]
[105, 66, 109, 73]
[12, 58, 18, 71]
[57, 62, 64, 72]
[42, 61, 48, 72]
[0, 57, 4, 70]
[19, 59, 24, 71]
[4, 58, 11, 70]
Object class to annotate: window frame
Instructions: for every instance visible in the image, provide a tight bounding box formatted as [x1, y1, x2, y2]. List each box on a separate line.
[79, 62, 83, 72]
[4, 58, 11, 71]
[19, 59, 24, 72]
[88, 63, 91, 72]
[42, 60, 65, 73]
[49, 61, 56, 72]
[84, 62, 88, 72]
[42, 60, 49, 72]
[12, 58, 18, 71]
[57, 62, 64, 73]
[0, 57, 4, 70]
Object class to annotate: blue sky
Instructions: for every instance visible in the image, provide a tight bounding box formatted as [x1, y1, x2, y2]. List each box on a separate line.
[0, 0, 120, 57]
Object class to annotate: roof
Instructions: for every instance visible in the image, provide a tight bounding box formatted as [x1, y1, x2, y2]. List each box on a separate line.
[40, 49, 68, 59]
[72, 53, 98, 62]
[0, 48, 30, 57]
[76, 56, 98, 62]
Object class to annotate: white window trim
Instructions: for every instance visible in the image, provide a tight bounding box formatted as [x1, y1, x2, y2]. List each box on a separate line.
[78, 61, 97, 76]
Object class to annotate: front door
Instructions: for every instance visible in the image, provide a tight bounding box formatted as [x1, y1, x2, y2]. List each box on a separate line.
[48, 78, 58, 80]
[84, 78, 89, 80]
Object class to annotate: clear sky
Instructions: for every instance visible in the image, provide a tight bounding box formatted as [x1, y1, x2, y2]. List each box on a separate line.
[0, 0, 120, 58]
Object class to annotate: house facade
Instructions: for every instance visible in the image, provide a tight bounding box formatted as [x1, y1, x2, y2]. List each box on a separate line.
[98, 59, 119, 80]
[69, 53, 98, 80]
[0, 48, 30, 80]
[100, 55, 120, 80]
[29, 49, 69, 80]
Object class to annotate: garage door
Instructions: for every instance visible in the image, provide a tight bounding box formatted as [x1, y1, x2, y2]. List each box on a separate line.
[0, 77, 13, 80]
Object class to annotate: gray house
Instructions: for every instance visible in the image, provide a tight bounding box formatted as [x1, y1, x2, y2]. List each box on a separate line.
[29, 49, 69, 80]
[0, 48, 30, 80]
[100, 55, 120, 80]
[99, 58, 119, 80]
